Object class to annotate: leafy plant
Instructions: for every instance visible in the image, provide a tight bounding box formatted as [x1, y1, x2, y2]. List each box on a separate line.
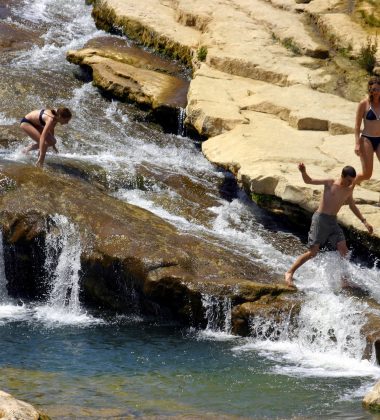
[282, 37, 301, 55]
[358, 36, 378, 73]
[197, 46, 208, 62]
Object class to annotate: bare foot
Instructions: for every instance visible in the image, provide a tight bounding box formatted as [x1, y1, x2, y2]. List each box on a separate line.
[284, 271, 296, 289]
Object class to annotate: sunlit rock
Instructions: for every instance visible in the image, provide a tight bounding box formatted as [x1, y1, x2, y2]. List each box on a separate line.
[363, 381, 380, 411]
[67, 37, 189, 132]
[0, 390, 49, 420]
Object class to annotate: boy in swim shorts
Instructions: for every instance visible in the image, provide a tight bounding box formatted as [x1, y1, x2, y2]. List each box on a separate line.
[284, 163, 373, 288]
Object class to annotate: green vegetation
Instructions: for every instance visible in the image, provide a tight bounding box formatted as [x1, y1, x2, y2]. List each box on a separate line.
[360, 10, 380, 27]
[338, 43, 353, 58]
[282, 37, 302, 55]
[197, 46, 208, 62]
[271, 33, 301, 55]
[358, 36, 378, 73]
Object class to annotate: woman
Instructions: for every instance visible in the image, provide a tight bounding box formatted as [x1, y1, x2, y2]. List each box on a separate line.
[20, 107, 72, 167]
[354, 76, 380, 184]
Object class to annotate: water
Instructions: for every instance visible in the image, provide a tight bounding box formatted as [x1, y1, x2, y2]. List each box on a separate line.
[1, 0, 380, 418]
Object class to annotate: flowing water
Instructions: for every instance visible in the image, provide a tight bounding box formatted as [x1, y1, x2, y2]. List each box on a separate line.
[1, 0, 380, 418]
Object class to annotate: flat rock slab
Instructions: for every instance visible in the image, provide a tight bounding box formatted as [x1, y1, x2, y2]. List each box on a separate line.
[67, 46, 189, 109]
[202, 112, 380, 244]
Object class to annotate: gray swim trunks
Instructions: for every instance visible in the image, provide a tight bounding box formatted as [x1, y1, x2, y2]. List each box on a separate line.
[308, 212, 345, 248]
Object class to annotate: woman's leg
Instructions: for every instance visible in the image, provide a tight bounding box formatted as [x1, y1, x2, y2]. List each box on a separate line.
[20, 123, 42, 153]
[21, 123, 56, 153]
[356, 138, 374, 184]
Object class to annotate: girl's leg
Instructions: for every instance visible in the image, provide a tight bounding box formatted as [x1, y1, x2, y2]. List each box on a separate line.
[356, 138, 374, 184]
[20, 123, 42, 153]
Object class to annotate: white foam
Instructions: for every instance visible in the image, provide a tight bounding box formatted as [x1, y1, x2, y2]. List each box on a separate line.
[233, 340, 380, 378]
[0, 112, 16, 126]
[0, 303, 31, 324]
[33, 304, 103, 327]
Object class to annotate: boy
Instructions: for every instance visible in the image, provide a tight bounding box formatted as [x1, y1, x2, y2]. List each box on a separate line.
[285, 163, 373, 288]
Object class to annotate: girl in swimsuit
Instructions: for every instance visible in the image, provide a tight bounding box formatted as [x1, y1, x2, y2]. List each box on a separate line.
[354, 76, 380, 184]
[20, 107, 72, 167]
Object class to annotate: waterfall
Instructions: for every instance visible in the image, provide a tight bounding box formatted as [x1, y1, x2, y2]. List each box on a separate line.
[0, 231, 8, 301]
[201, 293, 232, 334]
[44, 214, 82, 313]
[177, 107, 186, 137]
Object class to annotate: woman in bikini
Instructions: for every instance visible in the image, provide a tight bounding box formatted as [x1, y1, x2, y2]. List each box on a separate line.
[20, 107, 72, 167]
[354, 76, 380, 184]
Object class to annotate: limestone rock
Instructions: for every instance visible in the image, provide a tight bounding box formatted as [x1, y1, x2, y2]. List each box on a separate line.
[91, 0, 200, 66]
[0, 390, 49, 420]
[363, 381, 380, 411]
[67, 47, 189, 109]
[202, 112, 380, 251]
[313, 13, 380, 62]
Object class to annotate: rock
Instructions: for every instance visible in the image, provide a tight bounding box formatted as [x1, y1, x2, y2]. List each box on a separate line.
[0, 22, 40, 52]
[67, 38, 189, 132]
[311, 12, 380, 62]
[0, 160, 294, 321]
[0, 390, 49, 420]
[91, 0, 200, 66]
[231, 294, 301, 336]
[363, 381, 380, 411]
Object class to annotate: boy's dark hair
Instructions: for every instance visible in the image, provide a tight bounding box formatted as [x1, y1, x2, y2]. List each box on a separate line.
[341, 165, 356, 178]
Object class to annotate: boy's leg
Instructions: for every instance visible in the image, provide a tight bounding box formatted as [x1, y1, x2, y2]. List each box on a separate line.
[336, 240, 348, 258]
[285, 244, 319, 287]
[336, 240, 350, 288]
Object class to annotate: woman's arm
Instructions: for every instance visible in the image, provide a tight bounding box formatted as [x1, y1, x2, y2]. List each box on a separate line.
[36, 118, 56, 167]
[354, 99, 367, 156]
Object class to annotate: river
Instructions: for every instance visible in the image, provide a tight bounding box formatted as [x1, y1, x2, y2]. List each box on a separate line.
[1, 0, 380, 418]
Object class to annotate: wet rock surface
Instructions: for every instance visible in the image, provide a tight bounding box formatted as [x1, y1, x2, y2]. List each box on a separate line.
[0, 160, 294, 321]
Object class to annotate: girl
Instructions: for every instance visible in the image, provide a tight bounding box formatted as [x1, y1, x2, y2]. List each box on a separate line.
[354, 76, 380, 184]
[20, 107, 72, 167]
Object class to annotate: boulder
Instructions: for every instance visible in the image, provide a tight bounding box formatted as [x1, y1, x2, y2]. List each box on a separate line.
[0, 390, 49, 420]
[363, 381, 380, 412]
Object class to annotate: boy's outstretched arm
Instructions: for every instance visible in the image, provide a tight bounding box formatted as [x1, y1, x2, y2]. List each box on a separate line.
[347, 195, 373, 234]
[298, 163, 332, 186]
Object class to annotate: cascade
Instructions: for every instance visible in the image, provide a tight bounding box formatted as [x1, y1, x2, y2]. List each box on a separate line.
[0, 231, 8, 301]
[177, 107, 186, 137]
[44, 214, 82, 313]
[201, 293, 232, 333]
